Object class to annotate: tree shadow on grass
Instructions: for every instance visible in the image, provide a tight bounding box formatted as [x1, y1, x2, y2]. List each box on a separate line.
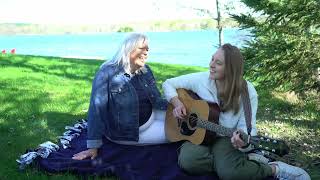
[255, 88, 319, 173]
[256, 89, 319, 129]
[0, 79, 87, 178]
[0, 55, 103, 82]
[0, 82, 86, 144]
[42, 111, 86, 131]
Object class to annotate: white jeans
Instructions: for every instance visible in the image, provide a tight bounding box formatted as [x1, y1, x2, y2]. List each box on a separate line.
[108, 109, 169, 145]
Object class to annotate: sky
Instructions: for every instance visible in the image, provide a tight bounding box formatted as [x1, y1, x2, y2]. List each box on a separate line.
[0, 0, 250, 25]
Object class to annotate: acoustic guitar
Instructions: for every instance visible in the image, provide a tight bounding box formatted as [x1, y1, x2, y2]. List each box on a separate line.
[165, 88, 289, 157]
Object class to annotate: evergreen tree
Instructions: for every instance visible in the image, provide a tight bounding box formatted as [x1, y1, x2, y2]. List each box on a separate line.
[232, 0, 320, 96]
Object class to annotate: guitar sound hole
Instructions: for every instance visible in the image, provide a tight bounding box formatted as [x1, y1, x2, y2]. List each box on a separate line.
[180, 122, 195, 136]
[189, 113, 198, 128]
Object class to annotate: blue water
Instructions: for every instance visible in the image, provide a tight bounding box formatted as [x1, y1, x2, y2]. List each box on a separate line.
[0, 29, 250, 67]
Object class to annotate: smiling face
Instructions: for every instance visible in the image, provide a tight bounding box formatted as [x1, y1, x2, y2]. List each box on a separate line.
[129, 39, 149, 72]
[209, 48, 225, 80]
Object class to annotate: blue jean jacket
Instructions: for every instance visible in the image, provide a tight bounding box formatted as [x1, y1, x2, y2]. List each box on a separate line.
[87, 63, 168, 148]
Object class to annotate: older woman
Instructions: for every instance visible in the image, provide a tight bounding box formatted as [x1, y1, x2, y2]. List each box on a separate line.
[163, 44, 310, 180]
[73, 33, 168, 160]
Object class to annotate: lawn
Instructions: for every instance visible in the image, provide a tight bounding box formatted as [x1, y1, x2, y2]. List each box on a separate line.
[0, 55, 319, 179]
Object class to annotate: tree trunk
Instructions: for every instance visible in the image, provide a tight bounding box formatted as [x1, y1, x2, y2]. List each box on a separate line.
[216, 0, 223, 47]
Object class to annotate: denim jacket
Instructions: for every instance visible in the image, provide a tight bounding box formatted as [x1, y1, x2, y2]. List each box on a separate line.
[87, 63, 168, 148]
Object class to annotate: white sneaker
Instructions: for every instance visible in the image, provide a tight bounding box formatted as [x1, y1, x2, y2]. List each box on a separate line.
[269, 161, 311, 180]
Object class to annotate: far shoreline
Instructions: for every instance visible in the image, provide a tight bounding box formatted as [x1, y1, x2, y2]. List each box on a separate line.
[0, 18, 240, 35]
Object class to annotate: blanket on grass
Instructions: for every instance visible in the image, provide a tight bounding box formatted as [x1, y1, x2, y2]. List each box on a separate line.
[17, 119, 273, 180]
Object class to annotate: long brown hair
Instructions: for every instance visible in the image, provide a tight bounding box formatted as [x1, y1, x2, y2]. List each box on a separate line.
[219, 43, 244, 114]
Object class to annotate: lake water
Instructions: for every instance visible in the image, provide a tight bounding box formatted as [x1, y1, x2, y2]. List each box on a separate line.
[0, 29, 250, 67]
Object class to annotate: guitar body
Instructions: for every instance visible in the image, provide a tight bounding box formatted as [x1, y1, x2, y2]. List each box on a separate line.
[165, 89, 220, 145]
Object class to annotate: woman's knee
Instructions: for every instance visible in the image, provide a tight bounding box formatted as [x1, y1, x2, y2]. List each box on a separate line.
[178, 151, 198, 173]
[178, 142, 213, 174]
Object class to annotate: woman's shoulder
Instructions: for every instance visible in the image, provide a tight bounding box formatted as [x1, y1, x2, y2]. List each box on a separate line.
[93, 63, 123, 83]
[245, 80, 258, 97]
[99, 63, 122, 75]
[140, 64, 151, 74]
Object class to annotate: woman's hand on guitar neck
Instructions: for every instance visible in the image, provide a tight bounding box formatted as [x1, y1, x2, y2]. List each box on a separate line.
[231, 130, 246, 149]
[170, 96, 187, 119]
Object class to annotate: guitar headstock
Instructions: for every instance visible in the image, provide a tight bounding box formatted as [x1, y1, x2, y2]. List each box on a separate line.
[250, 135, 290, 157]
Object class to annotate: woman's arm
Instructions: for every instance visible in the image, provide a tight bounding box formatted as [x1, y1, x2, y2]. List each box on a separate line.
[73, 66, 111, 161]
[162, 72, 205, 118]
[144, 65, 168, 110]
[232, 81, 258, 152]
[162, 72, 204, 102]
[86, 66, 111, 149]
[236, 81, 258, 136]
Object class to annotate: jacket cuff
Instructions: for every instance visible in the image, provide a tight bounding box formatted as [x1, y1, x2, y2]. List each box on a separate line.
[87, 139, 103, 149]
[155, 98, 168, 110]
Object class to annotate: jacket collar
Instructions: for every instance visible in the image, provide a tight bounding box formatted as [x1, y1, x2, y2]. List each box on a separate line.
[139, 66, 148, 74]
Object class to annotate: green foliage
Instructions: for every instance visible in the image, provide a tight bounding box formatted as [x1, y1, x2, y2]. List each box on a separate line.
[117, 26, 134, 32]
[232, 0, 320, 96]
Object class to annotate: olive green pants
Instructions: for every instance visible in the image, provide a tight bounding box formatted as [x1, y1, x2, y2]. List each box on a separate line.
[178, 137, 273, 180]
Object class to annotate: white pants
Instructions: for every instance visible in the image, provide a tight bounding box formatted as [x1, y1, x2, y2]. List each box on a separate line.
[108, 109, 169, 145]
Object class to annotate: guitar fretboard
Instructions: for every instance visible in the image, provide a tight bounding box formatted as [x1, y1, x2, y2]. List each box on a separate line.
[196, 118, 248, 140]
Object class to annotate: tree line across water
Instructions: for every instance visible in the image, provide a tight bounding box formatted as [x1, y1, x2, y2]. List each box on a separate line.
[0, 18, 238, 35]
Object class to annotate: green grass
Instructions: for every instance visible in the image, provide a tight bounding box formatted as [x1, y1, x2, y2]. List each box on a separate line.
[0, 54, 319, 179]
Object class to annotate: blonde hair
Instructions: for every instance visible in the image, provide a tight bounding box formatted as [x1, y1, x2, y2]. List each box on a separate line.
[219, 43, 244, 114]
[106, 33, 148, 73]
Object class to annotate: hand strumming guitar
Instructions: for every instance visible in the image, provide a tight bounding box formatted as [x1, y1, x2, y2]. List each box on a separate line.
[170, 96, 187, 119]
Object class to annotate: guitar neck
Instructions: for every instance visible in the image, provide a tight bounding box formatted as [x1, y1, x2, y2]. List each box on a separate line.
[196, 118, 236, 138]
[194, 117, 287, 157]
